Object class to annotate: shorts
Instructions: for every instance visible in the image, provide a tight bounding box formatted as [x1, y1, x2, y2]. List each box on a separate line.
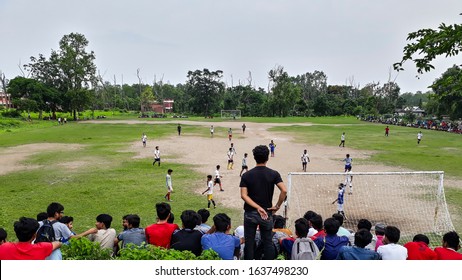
[345, 164, 351, 171]
[214, 178, 221, 184]
[207, 194, 213, 200]
[228, 159, 234, 163]
[154, 158, 160, 162]
[337, 203, 344, 212]
[241, 165, 248, 170]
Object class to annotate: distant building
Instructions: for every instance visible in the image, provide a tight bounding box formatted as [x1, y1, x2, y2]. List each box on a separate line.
[0, 91, 12, 107]
[395, 106, 425, 117]
[147, 99, 174, 114]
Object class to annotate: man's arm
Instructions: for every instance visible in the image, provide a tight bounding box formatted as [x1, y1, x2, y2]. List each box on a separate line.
[240, 187, 268, 220]
[51, 241, 62, 251]
[267, 181, 287, 213]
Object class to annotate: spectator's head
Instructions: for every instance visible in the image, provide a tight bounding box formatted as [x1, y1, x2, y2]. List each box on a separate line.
[309, 214, 323, 231]
[354, 229, 373, 248]
[332, 213, 344, 226]
[14, 217, 39, 242]
[273, 215, 286, 229]
[180, 210, 200, 230]
[384, 226, 401, 244]
[122, 214, 131, 230]
[156, 202, 171, 221]
[96, 214, 113, 229]
[46, 202, 64, 219]
[0, 227, 7, 244]
[36, 212, 48, 221]
[412, 234, 430, 245]
[374, 223, 386, 236]
[357, 219, 372, 231]
[324, 218, 340, 235]
[197, 209, 210, 224]
[442, 231, 461, 250]
[303, 210, 318, 224]
[252, 145, 269, 164]
[167, 212, 175, 224]
[59, 216, 74, 230]
[126, 214, 141, 228]
[213, 213, 231, 233]
[294, 218, 309, 238]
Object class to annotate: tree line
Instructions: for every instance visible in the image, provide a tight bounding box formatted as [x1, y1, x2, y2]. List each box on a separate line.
[1, 28, 460, 120]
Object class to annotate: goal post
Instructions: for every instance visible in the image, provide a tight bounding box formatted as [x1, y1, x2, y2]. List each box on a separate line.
[221, 110, 241, 119]
[285, 171, 454, 245]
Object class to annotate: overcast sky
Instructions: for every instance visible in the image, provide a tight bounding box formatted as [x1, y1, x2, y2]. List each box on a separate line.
[1, 0, 461, 93]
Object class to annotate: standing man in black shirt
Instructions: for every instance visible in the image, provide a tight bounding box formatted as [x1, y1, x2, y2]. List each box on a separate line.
[239, 145, 287, 260]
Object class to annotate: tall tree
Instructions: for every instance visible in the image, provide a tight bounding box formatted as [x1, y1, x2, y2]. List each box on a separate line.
[186, 69, 224, 116]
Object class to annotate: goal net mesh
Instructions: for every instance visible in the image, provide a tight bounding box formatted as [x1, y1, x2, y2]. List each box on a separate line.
[285, 171, 454, 244]
[221, 110, 241, 119]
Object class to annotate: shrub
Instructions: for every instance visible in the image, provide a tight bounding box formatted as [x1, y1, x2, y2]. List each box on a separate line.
[117, 244, 221, 260]
[1, 109, 22, 118]
[62, 238, 113, 260]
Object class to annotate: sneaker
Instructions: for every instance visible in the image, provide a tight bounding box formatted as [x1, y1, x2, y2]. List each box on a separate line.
[168, 200, 173, 202]
[220, 189, 224, 192]
[214, 206, 217, 209]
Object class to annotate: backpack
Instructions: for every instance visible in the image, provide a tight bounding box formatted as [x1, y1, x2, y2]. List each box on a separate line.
[291, 237, 320, 260]
[35, 220, 57, 243]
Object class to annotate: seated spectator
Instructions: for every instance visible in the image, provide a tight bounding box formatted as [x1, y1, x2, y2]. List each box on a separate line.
[195, 208, 211, 234]
[332, 213, 351, 237]
[0, 217, 61, 260]
[201, 213, 240, 260]
[87, 214, 117, 251]
[234, 225, 245, 259]
[171, 210, 203, 256]
[348, 219, 376, 250]
[273, 215, 292, 236]
[145, 202, 179, 249]
[309, 214, 325, 240]
[404, 234, 437, 260]
[337, 229, 381, 260]
[0, 227, 7, 244]
[36, 212, 48, 221]
[434, 231, 462, 260]
[281, 218, 318, 259]
[116, 214, 146, 249]
[373, 223, 386, 251]
[303, 211, 318, 237]
[377, 226, 407, 260]
[59, 216, 76, 244]
[167, 212, 175, 224]
[314, 218, 350, 260]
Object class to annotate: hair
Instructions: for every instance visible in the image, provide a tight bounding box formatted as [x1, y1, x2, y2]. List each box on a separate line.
[303, 210, 318, 223]
[354, 229, 373, 248]
[216, 165, 220, 170]
[36, 212, 48, 221]
[0, 227, 7, 242]
[167, 212, 175, 224]
[14, 217, 40, 242]
[197, 209, 210, 223]
[273, 215, 286, 229]
[59, 216, 74, 225]
[357, 219, 372, 231]
[384, 226, 401, 244]
[180, 210, 200, 230]
[167, 169, 173, 173]
[412, 234, 430, 245]
[442, 231, 460, 250]
[324, 218, 340, 235]
[253, 145, 269, 164]
[294, 218, 309, 238]
[332, 213, 344, 226]
[346, 154, 350, 157]
[156, 202, 171, 221]
[96, 214, 113, 229]
[126, 214, 141, 228]
[156, 146, 159, 149]
[213, 213, 231, 232]
[46, 202, 64, 218]
[244, 153, 248, 157]
[207, 175, 212, 180]
[309, 214, 323, 230]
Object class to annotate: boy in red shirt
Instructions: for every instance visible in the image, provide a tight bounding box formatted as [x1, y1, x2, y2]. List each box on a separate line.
[145, 202, 179, 249]
[0, 217, 61, 260]
[404, 234, 437, 260]
[434, 231, 462, 260]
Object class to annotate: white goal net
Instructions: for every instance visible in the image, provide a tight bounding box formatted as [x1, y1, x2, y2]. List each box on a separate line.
[221, 110, 241, 119]
[285, 171, 454, 244]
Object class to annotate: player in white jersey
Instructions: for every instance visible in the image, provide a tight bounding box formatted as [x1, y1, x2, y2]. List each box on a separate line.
[345, 170, 353, 195]
[301, 149, 310, 172]
[342, 154, 352, 172]
[202, 175, 216, 209]
[227, 148, 235, 170]
[210, 125, 214, 137]
[214, 165, 224, 191]
[164, 169, 173, 202]
[239, 153, 249, 177]
[142, 133, 147, 147]
[153, 146, 161, 166]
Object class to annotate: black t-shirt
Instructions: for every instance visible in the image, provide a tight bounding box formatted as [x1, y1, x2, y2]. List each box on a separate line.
[239, 166, 283, 212]
[170, 229, 203, 256]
